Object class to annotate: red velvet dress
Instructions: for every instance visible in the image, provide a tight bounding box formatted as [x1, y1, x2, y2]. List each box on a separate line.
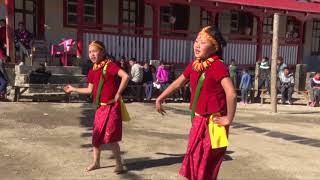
[87, 62, 122, 147]
[179, 57, 229, 180]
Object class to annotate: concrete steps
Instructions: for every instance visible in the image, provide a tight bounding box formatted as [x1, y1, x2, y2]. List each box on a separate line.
[15, 74, 87, 85]
[16, 65, 83, 75]
[9, 65, 89, 102]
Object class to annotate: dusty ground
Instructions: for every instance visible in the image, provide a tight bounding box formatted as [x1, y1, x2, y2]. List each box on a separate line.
[0, 101, 320, 180]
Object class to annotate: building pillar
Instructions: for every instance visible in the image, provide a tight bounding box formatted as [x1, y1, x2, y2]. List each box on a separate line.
[271, 13, 280, 113]
[37, 0, 45, 40]
[253, 16, 264, 95]
[295, 64, 307, 92]
[214, 12, 219, 28]
[5, 0, 15, 63]
[297, 20, 305, 64]
[151, 3, 160, 60]
[256, 16, 263, 62]
[76, 0, 84, 59]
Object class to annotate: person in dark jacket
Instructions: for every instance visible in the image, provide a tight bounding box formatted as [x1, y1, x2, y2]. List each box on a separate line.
[143, 62, 153, 100]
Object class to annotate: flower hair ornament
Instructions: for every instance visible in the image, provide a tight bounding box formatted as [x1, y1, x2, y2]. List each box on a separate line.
[198, 26, 220, 51]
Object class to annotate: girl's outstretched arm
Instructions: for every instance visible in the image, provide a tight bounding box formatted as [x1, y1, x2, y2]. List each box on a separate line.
[64, 83, 94, 94]
[156, 74, 188, 115]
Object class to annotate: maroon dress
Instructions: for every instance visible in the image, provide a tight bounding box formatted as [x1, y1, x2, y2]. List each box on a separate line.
[179, 56, 230, 180]
[87, 62, 122, 147]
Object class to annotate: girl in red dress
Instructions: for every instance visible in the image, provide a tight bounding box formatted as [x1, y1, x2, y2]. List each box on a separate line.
[64, 41, 129, 173]
[156, 26, 237, 180]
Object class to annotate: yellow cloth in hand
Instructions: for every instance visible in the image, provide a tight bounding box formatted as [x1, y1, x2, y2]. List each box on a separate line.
[120, 97, 130, 122]
[208, 114, 228, 149]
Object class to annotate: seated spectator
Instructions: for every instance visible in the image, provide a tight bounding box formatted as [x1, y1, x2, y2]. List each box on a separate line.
[128, 58, 143, 85]
[14, 22, 33, 65]
[239, 68, 251, 104]
[155, 62, 169, 92]
[0, 60, 7, 98]
[310, 72, 320, 107]
[150, 65, 156, 82]
[126, 58, 143, 101]
[279, 67, 294, 105]
[0, 19, 7, 62]
[119, 56, 129, 73]
[168, 64, 175, 84]
[142, 62, 153, 101]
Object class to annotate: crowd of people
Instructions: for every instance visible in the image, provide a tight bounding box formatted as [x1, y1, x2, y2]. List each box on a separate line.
[229, 56, 320, 107]
[112, 56, 182, 101]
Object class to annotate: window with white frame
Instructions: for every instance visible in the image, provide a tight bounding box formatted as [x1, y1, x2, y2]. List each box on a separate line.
[311, 20, 320, 55]
[263, 17, 273, 34]
[230, 11, 239, 33]
[160, 6, 174, 30]
[286, 16, 300, 38]
[120, 0, 137, 27]
[200, 8, 212, 28]
[159, 4, 189, 36]
[229, 11, 253, 36]
[64, 0, 98, 26]
[119, 0, 146, 34]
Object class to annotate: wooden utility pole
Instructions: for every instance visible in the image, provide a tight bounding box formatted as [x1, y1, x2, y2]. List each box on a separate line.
[271, 13, 280, 113]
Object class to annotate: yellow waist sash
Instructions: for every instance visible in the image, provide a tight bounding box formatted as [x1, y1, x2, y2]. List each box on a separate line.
[99, 97, 130, 122]
[195, 113, 229, 149]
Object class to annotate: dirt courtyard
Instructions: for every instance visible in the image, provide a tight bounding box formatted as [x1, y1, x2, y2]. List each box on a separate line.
[0, 102, 320, 180]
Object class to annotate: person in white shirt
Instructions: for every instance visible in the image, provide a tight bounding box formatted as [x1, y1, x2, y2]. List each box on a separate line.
[128, 58, 143, 85]
[310, 72, 320, 107]
[277, 57, 287, 78]
[279, 67, 294, 105]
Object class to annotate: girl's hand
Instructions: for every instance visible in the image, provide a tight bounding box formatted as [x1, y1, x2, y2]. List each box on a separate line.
[156, 98, 166, 115]
[213, 116, 232, 126]
[114, 93, 121, 103]
[64, 84, 74, 93]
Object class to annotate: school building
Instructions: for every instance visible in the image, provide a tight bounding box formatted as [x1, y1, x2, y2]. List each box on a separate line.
[2, 0, 320, 67]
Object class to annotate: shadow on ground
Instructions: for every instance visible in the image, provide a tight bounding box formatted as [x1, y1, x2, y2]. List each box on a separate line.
[232, 122, 320, 148]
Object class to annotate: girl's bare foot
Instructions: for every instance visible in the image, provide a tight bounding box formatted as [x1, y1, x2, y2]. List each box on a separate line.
[114, 164, 125, 174]
[85, 163, 100, 172]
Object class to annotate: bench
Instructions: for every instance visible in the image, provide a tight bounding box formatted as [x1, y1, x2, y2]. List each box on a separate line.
[259, 89, 271, 104]
[122, 84, 144, 102]
[297, 90, 310, 106]
[260, 89, 310, 105]
[235, 88, 260, 103]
